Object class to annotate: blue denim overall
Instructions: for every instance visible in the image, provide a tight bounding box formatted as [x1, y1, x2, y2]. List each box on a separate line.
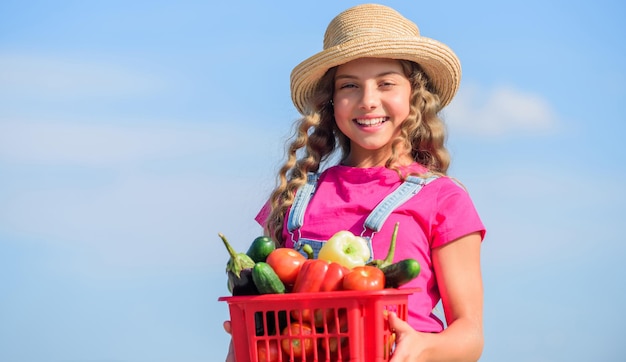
[286, 172, 439, 260]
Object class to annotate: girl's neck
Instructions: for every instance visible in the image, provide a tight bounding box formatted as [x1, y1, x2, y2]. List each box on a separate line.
[342, 151, 413, 168]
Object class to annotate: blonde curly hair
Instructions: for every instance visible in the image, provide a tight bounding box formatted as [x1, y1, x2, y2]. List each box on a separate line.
[266, 60, 450, 245]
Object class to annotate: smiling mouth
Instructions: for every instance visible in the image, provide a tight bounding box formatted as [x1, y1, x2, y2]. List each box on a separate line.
[355, 117, 387, 126]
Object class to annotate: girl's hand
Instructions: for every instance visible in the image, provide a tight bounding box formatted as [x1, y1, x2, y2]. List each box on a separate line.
[223, 321, 235, 362]
[387, 312, 428, 361]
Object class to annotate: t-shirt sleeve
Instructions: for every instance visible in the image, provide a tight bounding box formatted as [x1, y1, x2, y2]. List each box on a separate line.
[430, 180, 486, 249]
[254, 200, 271, 228]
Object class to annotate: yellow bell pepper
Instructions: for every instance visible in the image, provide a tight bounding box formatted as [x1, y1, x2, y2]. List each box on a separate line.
[318, 230, 370, 269]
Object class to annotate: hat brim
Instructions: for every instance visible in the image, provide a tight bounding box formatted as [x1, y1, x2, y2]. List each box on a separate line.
[290, 36, 461, 115]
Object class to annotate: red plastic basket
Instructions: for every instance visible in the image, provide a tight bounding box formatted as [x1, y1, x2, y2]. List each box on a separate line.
[219, 288, 415, 362]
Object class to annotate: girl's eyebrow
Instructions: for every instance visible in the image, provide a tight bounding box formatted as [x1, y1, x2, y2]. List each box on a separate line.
[335, 71, 404, 81]
[335, 74, 357, 81]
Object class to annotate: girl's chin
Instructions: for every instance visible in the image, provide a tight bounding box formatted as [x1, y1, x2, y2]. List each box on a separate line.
[351, 138, 393, 150]
[349, 144, 394, 156]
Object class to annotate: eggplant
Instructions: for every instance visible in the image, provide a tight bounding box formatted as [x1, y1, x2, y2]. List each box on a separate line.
[219, 233, 258, 296]
[228, 267, 259, 296]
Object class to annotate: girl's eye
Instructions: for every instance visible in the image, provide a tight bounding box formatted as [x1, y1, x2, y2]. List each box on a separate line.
[337, 83, 357, 89]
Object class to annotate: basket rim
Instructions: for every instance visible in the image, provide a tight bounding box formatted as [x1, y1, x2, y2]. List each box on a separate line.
[218, 288, 420, 303]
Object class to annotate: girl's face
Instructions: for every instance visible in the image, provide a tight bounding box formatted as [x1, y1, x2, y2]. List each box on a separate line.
[333, 57, 412, 167]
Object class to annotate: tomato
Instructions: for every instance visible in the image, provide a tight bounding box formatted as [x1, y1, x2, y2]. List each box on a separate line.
[266, 248, 307, 286]
[280, 322, 315, 358]
[342, 265, 385, 291]
[318, 310, 349, 358]
[256, 339, 281, 362]
[293, 307, 335, 329]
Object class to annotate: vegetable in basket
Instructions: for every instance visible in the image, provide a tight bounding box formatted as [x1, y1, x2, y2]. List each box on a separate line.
[281, 321, 315, 359]
[265, 247, 308, 287]
[382, 259, 421, 288]
[252, 262, 286, 294]
[366, 222, 422, 288]
[218, 232, 258, 296]
[291, 258, 349, 326]
[318, 230, 371, 269]
[255, 339, 282, 362]
[343, 265, 385, 291]
[292, 259, 349, 293]
[367, 222, 400, 269]
[318, 309, 349, 358]
[246, 235, 276, 263]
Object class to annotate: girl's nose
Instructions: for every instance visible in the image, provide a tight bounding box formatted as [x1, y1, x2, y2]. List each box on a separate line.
[359, 85, 380, 110]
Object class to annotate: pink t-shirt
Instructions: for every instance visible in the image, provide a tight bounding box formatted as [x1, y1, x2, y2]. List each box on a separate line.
[255, 164, 485, 332]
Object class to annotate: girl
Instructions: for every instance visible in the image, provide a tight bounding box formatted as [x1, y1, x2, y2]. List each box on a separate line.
[225, 4, 485, 361]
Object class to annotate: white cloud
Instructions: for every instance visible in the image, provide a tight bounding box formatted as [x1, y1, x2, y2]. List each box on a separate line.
[444, 83, 560, 137]
[0, 53, 166, 99]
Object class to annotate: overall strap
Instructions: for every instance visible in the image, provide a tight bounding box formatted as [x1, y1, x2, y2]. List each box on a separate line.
[286, 173, 320, 233]
[363, 175, 439, 233]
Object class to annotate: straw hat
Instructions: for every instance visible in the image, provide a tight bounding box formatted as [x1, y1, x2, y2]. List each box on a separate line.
[290, 3, 462, 115]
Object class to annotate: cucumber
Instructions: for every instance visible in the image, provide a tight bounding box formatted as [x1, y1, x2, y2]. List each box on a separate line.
[252, 262, 286, 294]
[246, 236, 276, 263]
[381, 258, 421, 288]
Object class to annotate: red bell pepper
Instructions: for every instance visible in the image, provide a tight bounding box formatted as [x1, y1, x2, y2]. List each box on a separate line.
[291, 259, 350, 327]
[292, 259, 349, 293]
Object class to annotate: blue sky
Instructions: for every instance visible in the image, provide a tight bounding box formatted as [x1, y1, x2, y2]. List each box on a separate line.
[1, 0, 624, 361]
